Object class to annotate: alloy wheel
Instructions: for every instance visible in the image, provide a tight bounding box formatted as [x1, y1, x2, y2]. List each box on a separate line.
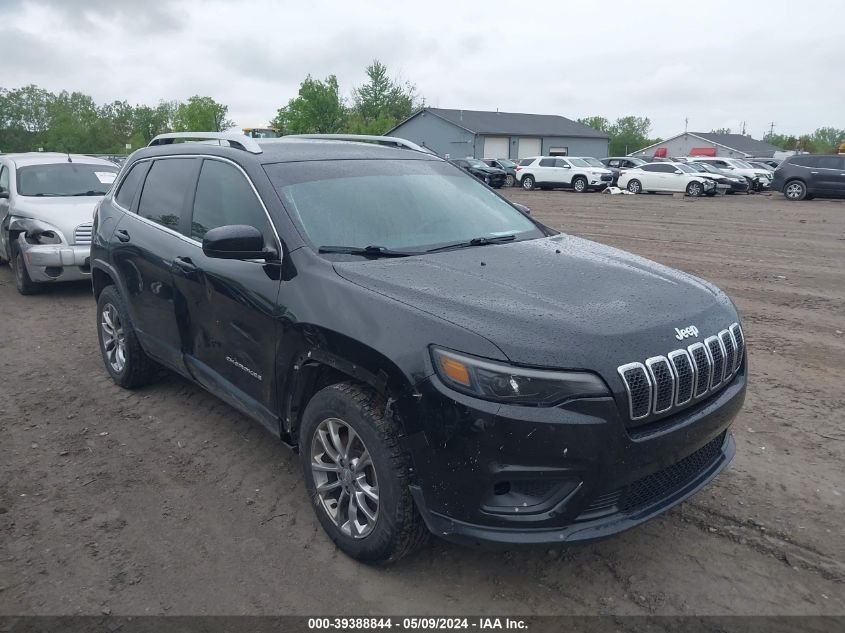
[688, 182, 702, 196]
[311, 417, 379, 539]
[786, 183, 804, 199]
[574, 178, 586, 192]
[100, 303, 127, 373]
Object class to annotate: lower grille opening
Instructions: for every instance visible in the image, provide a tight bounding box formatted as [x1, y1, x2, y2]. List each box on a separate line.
[482, 478, 579, 516]
[576, 432, 727, 521]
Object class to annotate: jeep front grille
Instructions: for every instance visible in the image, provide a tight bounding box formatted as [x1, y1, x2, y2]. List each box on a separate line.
[74, 223, 93, 245]
[617, 323, 744, 423]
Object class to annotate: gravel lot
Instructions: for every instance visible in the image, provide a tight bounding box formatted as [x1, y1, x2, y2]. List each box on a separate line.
[1, 189, 843, 616]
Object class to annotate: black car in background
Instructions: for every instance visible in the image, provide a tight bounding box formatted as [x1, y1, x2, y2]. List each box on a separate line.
[91, 132, 745, 563]
[687, 161, 750, 194]
[483, 158, 517, 187]
[772, 154, 845, 200]
[450, 158, 507, 188]
[601, 157, 647, 185]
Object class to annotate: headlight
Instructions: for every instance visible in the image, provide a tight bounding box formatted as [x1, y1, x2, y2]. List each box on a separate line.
[18, 219, 65, 245]
[431, 347, 609, 406]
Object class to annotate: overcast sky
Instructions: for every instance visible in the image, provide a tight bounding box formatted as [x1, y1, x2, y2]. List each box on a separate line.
[1, 0, 841, 139]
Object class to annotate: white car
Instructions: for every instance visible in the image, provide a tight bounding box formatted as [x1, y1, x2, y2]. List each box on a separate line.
[516, 156, 613, 192]
[617, 161, 717, 197]
[691, 157, 773, 190]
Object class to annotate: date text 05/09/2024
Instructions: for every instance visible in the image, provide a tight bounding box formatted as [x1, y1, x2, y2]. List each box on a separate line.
[307, 617, 529, 630]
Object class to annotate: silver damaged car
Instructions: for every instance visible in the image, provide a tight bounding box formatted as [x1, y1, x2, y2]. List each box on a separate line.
[0, 153, 118, 294]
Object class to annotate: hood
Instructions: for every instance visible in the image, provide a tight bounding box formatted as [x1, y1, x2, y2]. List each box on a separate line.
[588, 168, 613, 176]
[11, 196, 103, 242]
[333, 234, 738, 373]
[477, 166, 506, 175]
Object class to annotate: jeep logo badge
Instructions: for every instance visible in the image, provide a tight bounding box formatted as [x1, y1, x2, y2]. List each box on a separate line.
[674, 325, 699, 341]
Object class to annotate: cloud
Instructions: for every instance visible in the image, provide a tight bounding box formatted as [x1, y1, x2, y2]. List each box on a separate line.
[0, 0, 842, 137]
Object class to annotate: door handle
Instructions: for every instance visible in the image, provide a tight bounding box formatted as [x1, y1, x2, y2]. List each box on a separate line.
[115, 229, 130, 242]
[172, 256, 199, 278]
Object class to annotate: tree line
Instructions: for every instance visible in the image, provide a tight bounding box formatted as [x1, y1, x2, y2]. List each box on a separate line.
[2, 61, 841, 156]
[0, 60, 422, 155]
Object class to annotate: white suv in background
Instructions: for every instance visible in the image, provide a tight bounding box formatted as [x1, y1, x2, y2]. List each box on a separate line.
[692, 157, 773, 191]
[515, 156, 613, 192]
[617, 161, 717, 197]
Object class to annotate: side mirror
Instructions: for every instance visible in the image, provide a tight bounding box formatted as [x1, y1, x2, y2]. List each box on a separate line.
[0, 191, 9, 199]
[512, 203, 531, 216]
[675, 169, 683, 174]
[202, 225, 276, 260]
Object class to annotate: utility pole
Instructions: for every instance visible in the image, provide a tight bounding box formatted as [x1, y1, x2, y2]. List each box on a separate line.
[741, 121, 746, 135]
[768, 121, 775, 136]
[684, 117, 688, 133]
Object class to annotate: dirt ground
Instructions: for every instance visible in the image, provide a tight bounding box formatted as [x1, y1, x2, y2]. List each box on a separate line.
[1, 189, 843, 617]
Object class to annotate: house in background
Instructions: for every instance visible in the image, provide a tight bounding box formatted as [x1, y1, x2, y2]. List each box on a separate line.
[631, 132, 780, 159]
[387, 107, 609, 160]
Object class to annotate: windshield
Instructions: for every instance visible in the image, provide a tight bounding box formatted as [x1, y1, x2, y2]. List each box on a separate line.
[729, 159, 753, 169]
[17, 163, 118, 197]
[582, 158, 604, 167]
[496, 159, 516, 168]
[465, 159, 488, 169]
[676, 164, 697, 173]
[266, 159, 544, 254]
[694, 163, 720, 174]
[686, 163, 706, 172]
[568, 158, 591, 167]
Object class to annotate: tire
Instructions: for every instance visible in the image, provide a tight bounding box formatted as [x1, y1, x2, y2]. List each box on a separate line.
[572, 176, 588, 193]
[627, 179, 642, 194]
[505, 174, 515, 187]
[300, 382, 429, 563]
[686, 181, 704, 197]
[783, 180, 807, 201]
[11, 244, 42, 295]
[96, 285, 157, 388]
[521, 175, 535, 190]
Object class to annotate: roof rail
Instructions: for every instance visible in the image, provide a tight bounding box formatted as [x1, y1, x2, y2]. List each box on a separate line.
[148, 132, 263, 154]
[284, 134, 435, 154]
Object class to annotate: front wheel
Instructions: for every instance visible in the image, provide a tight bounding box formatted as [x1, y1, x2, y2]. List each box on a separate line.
[626, 179, 642, 194]
[686, 181, 703, 197]
[784, 180, 807, 201]
[505, 174, 515, 187]
[572, 176, 588, 193]
[12, 245, 42, 295]
[301, 382, 429, 563]
[521, 175, 535, 190]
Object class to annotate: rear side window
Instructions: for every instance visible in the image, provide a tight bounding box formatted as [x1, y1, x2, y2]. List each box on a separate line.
[539, 158, 555, 167]
[817, 156, 844, 169]
[790, 156, 815, 167]
[191, 159, 271, 242]
[114, 162, 147, 209]
[0, 166, 9, 193]
[137, 158, 196, 230]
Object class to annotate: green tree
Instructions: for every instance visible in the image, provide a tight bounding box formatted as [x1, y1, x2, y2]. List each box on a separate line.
[132, 101, 176, 143]
[42, 90, 102, 152]
[0, 84, 54, 151]
[348, 60, 422, 134]
[172, 96, 234, 132]
[271, 75, 347, 134]
[810, 127, 844, 153]
[608, 116, 657, 156]
[577, 116, 611, 134]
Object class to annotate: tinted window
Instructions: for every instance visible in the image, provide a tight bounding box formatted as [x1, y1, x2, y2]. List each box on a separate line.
[115, 162, 147, 209]
[16, 163, 118, 197]
[554, 159, 569, 168]
[191, 160, 270, 241]
[519, 158, 535, 166]
[789, 155, 815, 167]
[0, 166, 9, 193]
[817, 156, 844, 169]
[266, 159, 543, 253]
[641, 164, 663, 172]
[539, 158, 555, 167]
[137, 159, 196, 230]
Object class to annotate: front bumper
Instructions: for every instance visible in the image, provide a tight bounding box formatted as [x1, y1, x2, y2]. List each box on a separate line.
[404, 363, 745, 547]
[19, 240, 91, 282]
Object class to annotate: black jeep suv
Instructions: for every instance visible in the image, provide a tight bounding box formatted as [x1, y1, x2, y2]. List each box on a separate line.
[92, 132, 746, 562]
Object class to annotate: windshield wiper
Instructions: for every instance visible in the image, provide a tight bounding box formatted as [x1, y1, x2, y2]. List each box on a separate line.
[318, 245, 416, 258]
[425, 234, 517, 253]
[72, 190, 107, 196]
